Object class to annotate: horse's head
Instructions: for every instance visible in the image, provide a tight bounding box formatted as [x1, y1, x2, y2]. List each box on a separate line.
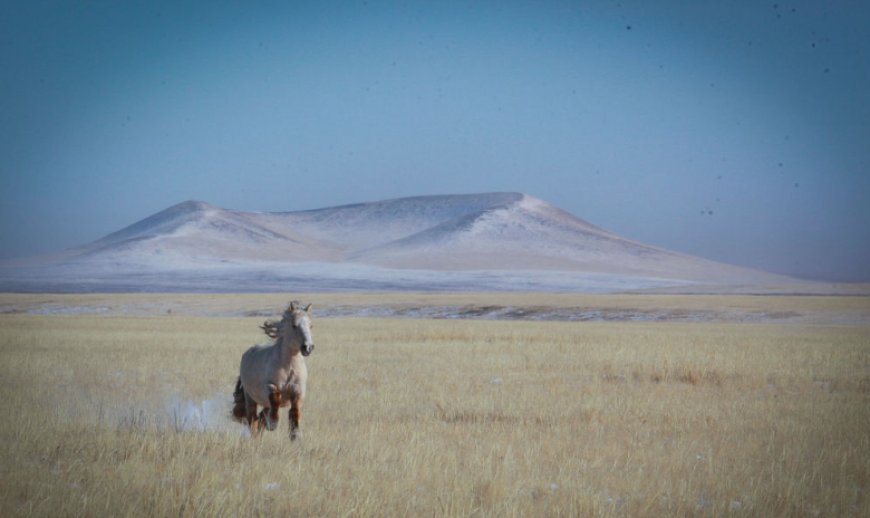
[285, 301, 315, 356]
[260, 302, 316, 356]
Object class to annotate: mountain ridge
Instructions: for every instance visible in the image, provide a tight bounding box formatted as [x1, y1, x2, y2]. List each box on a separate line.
[0, 192, 798, 292]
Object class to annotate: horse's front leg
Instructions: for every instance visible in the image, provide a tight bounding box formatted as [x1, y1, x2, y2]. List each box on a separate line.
[244, 393, 261, 436]
[289, 395, 303, 440]
[264, 385, 282, 432]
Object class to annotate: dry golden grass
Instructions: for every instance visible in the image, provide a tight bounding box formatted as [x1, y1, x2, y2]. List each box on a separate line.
[0, 304, 868, 516]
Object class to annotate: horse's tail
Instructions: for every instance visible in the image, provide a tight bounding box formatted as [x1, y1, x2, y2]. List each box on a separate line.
[231, 376, 246, 422]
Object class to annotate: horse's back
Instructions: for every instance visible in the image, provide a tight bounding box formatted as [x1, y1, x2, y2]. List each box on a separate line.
[241, 342, 275, 372]
[242, 341, 272, 358]
[239, 343, 275, 402]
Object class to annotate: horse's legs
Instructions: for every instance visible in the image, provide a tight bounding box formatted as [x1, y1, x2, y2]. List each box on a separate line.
[265, 387, 282, 432]
[289, 395, 303, 440]
[231, 378, 247, 423]
[244, 392, 261, 436]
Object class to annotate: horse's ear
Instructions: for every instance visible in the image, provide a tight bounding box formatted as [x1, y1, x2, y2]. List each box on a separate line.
[289, 301, 298, 311]
[304, 303, 312, 313]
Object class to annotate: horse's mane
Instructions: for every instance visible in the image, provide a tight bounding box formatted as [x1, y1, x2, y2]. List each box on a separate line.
[260, 318, 283, 339]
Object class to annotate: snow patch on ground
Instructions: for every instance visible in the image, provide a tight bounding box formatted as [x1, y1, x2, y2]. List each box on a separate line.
[0, 259, 697, 293]
[315, 304, 806, 322]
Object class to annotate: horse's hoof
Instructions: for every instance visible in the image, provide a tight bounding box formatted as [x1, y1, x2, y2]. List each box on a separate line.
[290, 430, 302, 441]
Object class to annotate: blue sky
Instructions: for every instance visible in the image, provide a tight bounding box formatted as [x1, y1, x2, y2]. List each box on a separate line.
[2, 1, 868, 281]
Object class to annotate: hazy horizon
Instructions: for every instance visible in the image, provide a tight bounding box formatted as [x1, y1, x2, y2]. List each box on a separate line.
[2, 1, 869, 282]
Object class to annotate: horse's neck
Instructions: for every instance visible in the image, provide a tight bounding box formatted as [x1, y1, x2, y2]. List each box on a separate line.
[276, 337, 302, 365]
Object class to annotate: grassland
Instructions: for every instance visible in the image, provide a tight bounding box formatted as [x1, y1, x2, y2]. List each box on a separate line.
[0, 294, 868, 516]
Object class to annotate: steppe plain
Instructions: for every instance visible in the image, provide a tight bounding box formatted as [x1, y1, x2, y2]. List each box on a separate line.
[1, 292, 868, 516]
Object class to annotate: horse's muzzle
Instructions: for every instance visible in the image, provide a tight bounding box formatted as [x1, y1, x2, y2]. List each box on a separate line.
[301, 344, 314, 356]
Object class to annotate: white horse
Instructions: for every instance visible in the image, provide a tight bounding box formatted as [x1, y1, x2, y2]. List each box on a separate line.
[232, 302, 314, 439]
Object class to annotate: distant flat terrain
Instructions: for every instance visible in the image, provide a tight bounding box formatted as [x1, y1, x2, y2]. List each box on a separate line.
[2, 292, 868, 325]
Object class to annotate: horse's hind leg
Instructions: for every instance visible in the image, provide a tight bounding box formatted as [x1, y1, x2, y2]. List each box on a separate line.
[231, 378, 247, 423]
[289, 396, 303, 441]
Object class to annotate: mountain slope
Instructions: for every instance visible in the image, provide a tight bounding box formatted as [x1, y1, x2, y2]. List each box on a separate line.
[73, 200, 334, 264]
[274, 192, 527, 249]
[349, 194, 775, 282]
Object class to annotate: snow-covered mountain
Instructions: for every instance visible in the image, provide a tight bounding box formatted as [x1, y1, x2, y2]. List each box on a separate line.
[1, 193, 793, 292]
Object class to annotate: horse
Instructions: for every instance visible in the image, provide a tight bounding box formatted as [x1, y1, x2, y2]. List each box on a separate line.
[231, 301, 315, 440]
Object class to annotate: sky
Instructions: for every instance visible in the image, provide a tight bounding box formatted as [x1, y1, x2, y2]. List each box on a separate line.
[1, 0, 869, 281]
